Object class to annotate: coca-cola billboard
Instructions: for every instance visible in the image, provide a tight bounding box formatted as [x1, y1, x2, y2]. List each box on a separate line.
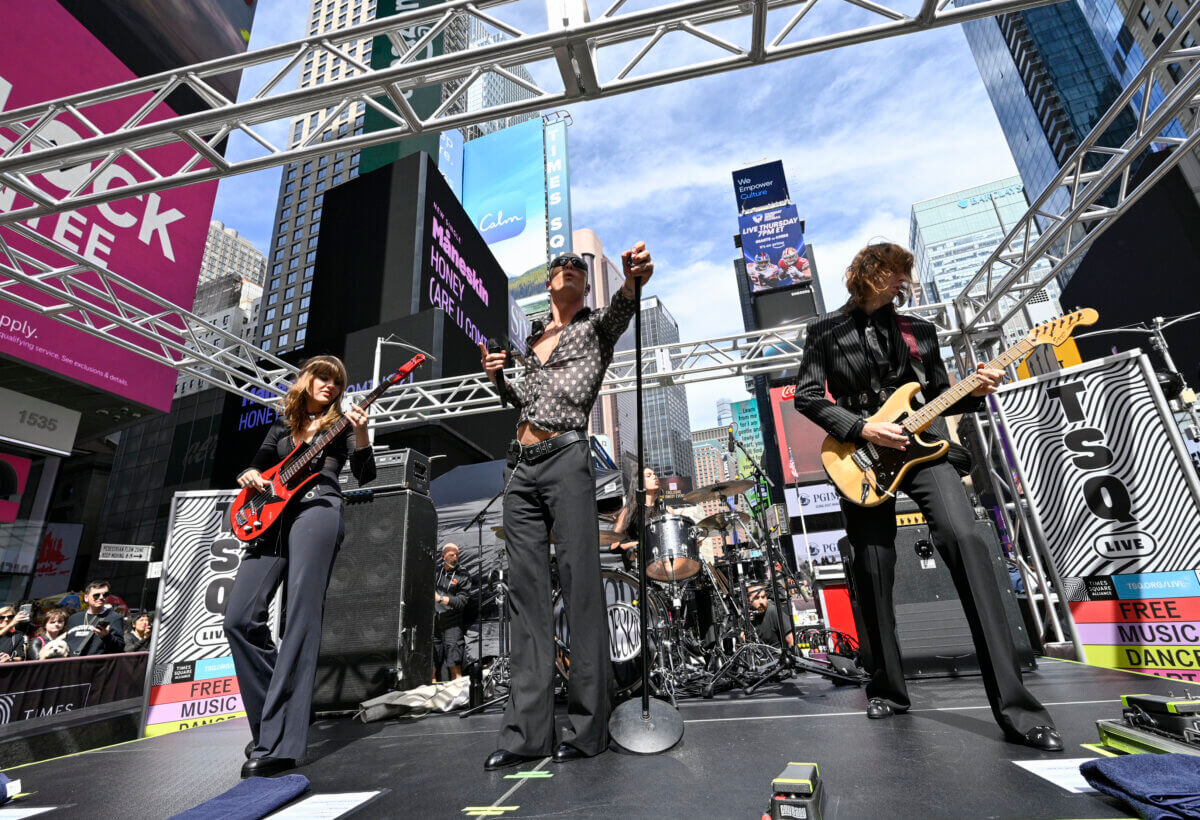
[769, 384, 828, 484]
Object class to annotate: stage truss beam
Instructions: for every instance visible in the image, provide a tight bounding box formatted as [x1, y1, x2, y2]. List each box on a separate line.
[950, 2, 1200, 348]
[0, 0, 1065, 223]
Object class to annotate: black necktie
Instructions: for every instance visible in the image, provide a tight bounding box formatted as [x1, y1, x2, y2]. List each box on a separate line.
[865, 315, 889, 386]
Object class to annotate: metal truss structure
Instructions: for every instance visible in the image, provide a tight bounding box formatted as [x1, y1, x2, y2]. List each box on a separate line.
[368, 320, 807, 429]
[949, 0, 1200, 352]
[0, 0, 1065, 224]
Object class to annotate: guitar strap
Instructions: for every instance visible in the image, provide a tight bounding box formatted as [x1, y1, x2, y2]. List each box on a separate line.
[896, 315, 925, 385]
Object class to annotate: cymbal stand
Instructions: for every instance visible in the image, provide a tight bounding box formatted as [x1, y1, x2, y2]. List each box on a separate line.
[460, 569, 512, 718]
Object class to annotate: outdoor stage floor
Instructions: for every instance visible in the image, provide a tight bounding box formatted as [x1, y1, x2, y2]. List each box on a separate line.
[3, 658, 1191, 819]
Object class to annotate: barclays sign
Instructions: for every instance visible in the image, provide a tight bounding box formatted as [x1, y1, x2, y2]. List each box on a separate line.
[958, 183, 1024, 208]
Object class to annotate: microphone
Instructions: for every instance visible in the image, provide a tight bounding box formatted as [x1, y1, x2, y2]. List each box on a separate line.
[727, 426, 737, 454]
[486, 338, 508, 407]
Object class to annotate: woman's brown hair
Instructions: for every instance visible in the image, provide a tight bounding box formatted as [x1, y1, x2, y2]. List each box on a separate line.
[844, 242, 914, 308]
[279, 355, 348, 432]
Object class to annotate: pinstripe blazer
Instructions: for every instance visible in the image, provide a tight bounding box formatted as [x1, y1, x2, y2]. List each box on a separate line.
[793, 305, 983, 443]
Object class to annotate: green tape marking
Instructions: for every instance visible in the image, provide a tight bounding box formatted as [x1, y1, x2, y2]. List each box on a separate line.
[1079, 743, 1120, 758]
[504, 770, 553, 779]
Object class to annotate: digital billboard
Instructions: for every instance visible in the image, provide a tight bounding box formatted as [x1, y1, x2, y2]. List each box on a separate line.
[461, 119, 549, 305]
[769, 384, 829, 484]
[739, 205, 811, 293]
[0, 3, 220, 412]
[58, 0, 257, 107]
[732, 160, 789, 215]
[421, 154, 511, 350]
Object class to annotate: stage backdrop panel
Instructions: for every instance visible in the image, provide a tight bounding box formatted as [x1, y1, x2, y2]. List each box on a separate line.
[140, 490, 278, 738]
[994, 350, 1200, 680]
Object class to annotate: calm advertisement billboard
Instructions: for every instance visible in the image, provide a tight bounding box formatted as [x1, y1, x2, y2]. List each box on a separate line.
[0, 3, 218, 411]
[739, 205, 811, 293]
[460, 119, 548, 305]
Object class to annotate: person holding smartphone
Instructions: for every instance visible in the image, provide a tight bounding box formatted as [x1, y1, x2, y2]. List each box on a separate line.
[0, 604, 33, 662]
[65, 581, 125, 656]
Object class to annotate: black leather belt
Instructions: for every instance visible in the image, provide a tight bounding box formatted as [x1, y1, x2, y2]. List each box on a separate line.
[508, 430, 586, 465]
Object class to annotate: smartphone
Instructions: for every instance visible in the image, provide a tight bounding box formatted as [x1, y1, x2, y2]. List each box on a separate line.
[18, 603, 31, 617]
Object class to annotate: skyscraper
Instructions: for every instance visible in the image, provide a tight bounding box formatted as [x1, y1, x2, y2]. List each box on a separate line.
[200, 221, 267, 286]
[910, 176, 1061, 342]
[254, 0, 373, 358]
[175, 274, 262, 399]
[254, 2, 542, 358]
[614, 297, 694, 480]
[959, 0, 1193, 287]
[691, 425, 740, 519]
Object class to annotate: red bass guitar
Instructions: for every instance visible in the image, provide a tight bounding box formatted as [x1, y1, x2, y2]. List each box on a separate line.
[230, 353, 426, 542]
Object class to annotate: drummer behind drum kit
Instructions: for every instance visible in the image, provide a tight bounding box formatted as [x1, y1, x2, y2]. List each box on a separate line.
[476, 479, 863, 707]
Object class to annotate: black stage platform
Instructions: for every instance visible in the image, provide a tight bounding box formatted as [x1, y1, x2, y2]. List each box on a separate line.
[4, 659, 1190, 819]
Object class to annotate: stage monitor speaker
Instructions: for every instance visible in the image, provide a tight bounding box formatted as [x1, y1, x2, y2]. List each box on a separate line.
[313, 486, 438, 710]
[839, 518, 1035, 680]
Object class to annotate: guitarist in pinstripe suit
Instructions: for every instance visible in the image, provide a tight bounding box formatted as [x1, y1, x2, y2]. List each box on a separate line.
[793, 242, 1063, 752]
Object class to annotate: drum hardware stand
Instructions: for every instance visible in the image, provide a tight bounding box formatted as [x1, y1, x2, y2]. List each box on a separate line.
[609, 270, 684, 753]
[461, 485, 506, 715]
[460, 578, 512, 717]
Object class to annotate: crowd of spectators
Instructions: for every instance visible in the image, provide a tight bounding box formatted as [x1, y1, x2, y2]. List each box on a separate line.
[0, 579, 153, 663]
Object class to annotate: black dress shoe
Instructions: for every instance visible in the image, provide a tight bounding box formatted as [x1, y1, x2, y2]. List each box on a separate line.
[240, 756, 296, 778]
[866, 698, 893, 719]
[552, 742, 590, 763]
[484, 749, 540, 771]
[1019, 725, 1064, 752]
[244, 739, 256, 760]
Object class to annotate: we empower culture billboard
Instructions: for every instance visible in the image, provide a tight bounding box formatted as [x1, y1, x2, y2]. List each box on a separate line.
[0, 3, 220, 412]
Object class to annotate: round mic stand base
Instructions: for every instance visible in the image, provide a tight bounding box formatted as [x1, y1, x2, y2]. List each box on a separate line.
[609, 696, 684, 755]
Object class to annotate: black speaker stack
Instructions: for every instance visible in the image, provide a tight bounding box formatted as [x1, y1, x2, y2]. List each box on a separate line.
[313, 479, 438, 710]
[840, 516, 1035, 680]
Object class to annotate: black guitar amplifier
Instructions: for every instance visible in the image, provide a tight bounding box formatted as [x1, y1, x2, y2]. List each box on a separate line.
[339, 447, 430, 495]
[840, 518, 1036, 679]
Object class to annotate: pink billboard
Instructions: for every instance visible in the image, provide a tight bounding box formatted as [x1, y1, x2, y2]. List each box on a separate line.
[0, 3, 219, 411]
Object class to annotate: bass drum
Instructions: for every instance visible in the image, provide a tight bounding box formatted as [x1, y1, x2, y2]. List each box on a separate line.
[554, 569, 664, 697]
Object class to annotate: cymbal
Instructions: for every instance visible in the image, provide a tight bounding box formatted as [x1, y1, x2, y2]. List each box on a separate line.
[695, 510, 751, 531]
[682, 479, 756, 504]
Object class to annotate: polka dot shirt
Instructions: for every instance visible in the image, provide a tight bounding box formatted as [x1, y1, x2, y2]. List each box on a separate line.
[502, 289, 637, 433]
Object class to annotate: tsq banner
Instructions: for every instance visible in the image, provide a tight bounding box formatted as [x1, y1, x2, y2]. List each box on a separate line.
[141, 491, 278, 738]
[993, 351, 1200, 578]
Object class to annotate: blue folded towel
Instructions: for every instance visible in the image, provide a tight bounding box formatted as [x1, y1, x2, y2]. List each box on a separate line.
[169, 774, 309, 820]
[1080, 754, 1200, 820]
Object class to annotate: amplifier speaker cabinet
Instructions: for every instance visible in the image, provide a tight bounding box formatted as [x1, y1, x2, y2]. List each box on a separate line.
[313, 486, 438, 709]
[839, 518, 1036, 679]
[339, 447, 430, 495]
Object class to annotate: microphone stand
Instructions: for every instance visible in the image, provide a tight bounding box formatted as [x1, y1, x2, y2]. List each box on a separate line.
[459, 485, 505, 715]
[608, 272, 683, 754]
[731, 435, 862, 691]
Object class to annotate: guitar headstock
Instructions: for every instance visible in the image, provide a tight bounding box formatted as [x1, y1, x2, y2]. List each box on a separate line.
[1027, 308, 1098, 347]
[385, 353, 427, 385]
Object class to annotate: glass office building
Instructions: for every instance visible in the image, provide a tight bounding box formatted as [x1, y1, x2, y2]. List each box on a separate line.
[959, 0, 1188, 288]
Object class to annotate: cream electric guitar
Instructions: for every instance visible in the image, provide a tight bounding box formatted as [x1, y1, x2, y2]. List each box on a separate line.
[822, 308, 1098, 507]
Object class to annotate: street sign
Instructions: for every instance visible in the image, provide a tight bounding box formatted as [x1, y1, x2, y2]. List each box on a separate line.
[146, 561, 163, 579]
[99, 543, 153, 562]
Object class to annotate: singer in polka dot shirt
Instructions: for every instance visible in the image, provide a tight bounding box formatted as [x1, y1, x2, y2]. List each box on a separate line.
[477, 242, 654, 771]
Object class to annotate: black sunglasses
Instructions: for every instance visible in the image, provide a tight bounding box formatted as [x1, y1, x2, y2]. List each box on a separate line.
[549, 255, 586, 271]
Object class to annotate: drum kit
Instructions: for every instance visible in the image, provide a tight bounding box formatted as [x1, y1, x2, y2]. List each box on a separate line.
[474, 478, 850, 708]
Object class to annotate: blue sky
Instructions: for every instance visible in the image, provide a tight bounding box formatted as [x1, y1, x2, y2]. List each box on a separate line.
[212, 0, 1021, 429]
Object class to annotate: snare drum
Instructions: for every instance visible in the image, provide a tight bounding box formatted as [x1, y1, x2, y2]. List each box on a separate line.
[646, 514, 702, 582]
